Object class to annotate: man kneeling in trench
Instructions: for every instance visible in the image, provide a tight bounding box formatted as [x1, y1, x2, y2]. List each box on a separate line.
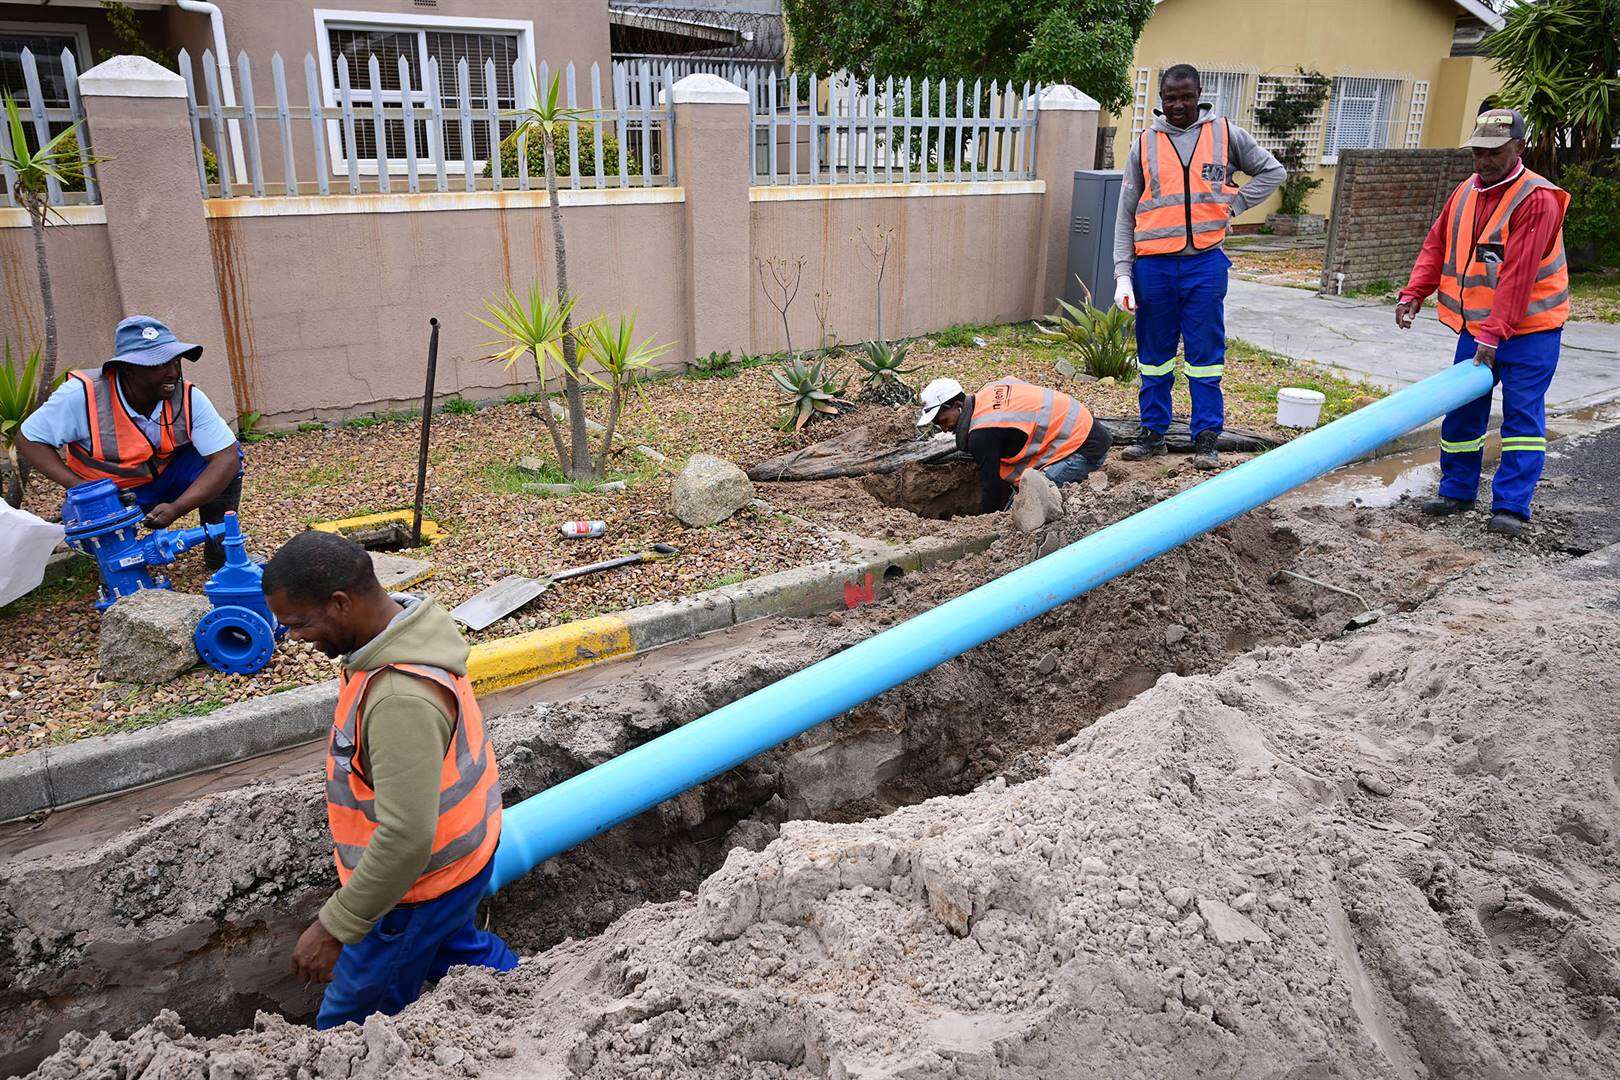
[264, 531, 516, 1028]
[916, 376, 1112, 514]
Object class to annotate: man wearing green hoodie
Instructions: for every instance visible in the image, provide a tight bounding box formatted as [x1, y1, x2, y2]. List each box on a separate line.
[263, 530, 515, 1028]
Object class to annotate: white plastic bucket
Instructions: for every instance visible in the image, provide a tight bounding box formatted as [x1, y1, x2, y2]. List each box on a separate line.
[1276, 387, 1326, 430]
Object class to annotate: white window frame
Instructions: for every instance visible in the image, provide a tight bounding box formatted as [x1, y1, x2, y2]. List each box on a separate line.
[0, 21, 93, 105]
[1321, 76, 1405, 166]
[313, 9, 536, 177]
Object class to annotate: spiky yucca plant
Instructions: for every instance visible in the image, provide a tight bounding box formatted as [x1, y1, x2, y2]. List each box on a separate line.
[855, 340, 921, 406]
[771, 356, 848, 432]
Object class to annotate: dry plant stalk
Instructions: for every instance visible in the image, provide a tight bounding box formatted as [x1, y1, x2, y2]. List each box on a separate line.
[852, 224, 896, 341]
[757, 255, 807, 355]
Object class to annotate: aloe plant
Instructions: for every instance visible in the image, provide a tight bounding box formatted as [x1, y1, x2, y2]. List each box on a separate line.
[1040, 278, 1138, 383]
[771, 356, 848, 432]
[855, 340, 922, 405]
[1, 340, 43, 506]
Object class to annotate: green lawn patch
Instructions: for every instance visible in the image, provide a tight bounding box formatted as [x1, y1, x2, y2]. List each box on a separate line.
[1224, 338, 1383, 425]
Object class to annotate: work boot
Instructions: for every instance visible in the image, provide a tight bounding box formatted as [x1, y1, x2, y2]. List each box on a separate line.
[1420, 496, 1475, 516]
[1487, 511, 1526, 538]
[1190, 429, 1220, 471]
[1120, 429, 1167, 461]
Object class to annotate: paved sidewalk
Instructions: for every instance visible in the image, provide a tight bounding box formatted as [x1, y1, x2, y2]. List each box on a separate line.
[1226, 278, 1620, 413]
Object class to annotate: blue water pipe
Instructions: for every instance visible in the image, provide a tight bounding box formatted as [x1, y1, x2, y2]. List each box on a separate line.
[486, 361, 1496, 894]
[61, 480, 282, 675]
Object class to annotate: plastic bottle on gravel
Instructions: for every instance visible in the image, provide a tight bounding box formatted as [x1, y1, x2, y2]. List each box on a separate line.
[559, 520, 607, 539]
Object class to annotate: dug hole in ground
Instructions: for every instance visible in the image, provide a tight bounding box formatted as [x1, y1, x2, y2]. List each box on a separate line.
[5, 457, 1619, 1079]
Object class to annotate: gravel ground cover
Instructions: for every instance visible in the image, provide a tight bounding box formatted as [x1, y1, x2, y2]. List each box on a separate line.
[1226, 240, 1325, 290]
[0, 326, 1374, 755]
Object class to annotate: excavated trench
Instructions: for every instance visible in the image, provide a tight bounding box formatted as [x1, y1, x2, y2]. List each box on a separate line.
[0, 482, 1472, 1077]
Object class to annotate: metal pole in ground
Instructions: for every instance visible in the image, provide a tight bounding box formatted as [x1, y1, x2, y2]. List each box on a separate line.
[412, 318, 440, 549]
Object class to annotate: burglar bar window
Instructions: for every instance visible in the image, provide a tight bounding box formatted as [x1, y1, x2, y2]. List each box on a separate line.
[321, 19, 524, 172]
[1199, 70, 1250, 124]
[0, 27, 89, 152]
[1322, 76, 1405, 163]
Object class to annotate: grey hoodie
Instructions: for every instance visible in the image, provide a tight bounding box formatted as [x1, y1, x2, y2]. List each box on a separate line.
[1113, 102, 1286, 277]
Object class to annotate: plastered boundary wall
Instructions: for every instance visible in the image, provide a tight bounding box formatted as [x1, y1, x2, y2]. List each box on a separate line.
[0, 65, 1096, 426]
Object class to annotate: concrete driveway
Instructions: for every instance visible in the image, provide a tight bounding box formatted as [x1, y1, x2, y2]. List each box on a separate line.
[1226, 278, 1620, 414]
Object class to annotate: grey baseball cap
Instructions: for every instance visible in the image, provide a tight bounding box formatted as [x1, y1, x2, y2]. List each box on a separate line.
[1464, 108, 1526, 149]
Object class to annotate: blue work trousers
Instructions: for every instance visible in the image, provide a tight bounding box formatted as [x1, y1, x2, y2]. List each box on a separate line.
[1132, 247, 1229, 438]
[1438, 328, 1560, 520]
[316, 856, 518, 1030]
[127, 444, 243, 512]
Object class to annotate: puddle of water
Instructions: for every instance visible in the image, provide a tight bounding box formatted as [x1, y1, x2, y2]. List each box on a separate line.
[1293, 449, 1444, 509]
[1290, 418, 1587, 511]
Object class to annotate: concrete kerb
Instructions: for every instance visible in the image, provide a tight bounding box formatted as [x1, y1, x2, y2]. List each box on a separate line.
[1, 530, 998, 821]
[0, 681, 339, 823]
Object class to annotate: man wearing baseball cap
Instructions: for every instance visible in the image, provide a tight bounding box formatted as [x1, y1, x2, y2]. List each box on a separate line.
[915, 376, 1111, 514]
[1393, 108, 1570, 538]
[16, 315, 244, 567]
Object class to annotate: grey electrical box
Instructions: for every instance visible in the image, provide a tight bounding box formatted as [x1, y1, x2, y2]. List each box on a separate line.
[1062, 170, 1124, 311]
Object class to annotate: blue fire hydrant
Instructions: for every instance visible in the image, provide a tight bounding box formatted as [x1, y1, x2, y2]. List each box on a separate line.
[61, 479, 282, 675]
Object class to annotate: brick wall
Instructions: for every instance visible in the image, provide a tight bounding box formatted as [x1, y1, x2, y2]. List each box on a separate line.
[1319, 148, 1474, 294]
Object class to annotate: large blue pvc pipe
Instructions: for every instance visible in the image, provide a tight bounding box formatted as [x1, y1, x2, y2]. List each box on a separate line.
[487, 360, 1494, 894]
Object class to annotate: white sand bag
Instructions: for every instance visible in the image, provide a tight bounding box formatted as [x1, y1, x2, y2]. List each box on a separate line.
[0, 500, 66, 607]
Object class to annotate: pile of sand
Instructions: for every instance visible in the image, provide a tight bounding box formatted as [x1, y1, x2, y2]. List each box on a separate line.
[28, 539, 1620, 1077]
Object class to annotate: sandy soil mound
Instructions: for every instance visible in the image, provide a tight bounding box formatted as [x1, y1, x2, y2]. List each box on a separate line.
[27, 540, 1620, 1078]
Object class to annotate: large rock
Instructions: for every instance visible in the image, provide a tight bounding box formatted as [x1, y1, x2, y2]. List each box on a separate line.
[672, 454, 754, 527]
[1010, 469, 1063, 533]
[98, 589, 211, 684]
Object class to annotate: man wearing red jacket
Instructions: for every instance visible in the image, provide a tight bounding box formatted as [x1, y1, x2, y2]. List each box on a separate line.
[1395, 108, 1570, 538]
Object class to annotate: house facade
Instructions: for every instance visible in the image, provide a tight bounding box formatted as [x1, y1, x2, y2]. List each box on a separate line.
[1110, 0, 1506, 224]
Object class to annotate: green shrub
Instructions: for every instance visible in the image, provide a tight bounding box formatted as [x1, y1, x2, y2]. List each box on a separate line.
[1560, 163, 1620, 270]
[689, 350, 739, 379]
[441, 396, 478, 415]
[482, 122, 639, 183]
[932, 324, 982, 348]
[1040, 280, 1137, 383]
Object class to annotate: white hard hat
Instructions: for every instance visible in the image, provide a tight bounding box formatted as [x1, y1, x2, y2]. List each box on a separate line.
[915, 377, 965, 427]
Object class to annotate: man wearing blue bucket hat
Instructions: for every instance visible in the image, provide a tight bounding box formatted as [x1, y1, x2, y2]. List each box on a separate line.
[17, 315, 243, 568]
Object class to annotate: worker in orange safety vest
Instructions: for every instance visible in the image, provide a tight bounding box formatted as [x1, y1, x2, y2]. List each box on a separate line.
[264, 530, 516, 1028]
[1112, 64, 1285, 470]
[16, 316, 243, 567]
[915, 376, 1111, 513]
[1395, 108, 1570, 537]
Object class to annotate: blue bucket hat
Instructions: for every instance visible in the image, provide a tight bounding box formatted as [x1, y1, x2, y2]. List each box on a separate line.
[107, 315, 203, 368]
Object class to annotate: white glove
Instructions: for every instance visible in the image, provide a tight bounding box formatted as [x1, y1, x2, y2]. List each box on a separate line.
[1114, 276, 1137, 313]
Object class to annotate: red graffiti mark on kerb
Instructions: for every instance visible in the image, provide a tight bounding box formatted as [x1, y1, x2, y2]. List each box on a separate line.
[844, 571, 876, 609]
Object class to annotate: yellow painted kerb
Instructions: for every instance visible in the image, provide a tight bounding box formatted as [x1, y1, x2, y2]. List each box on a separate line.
[467, 614, 634, 694]
[309, 509, 448, 544]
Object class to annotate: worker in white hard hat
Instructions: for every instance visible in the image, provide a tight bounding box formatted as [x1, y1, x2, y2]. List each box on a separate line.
[916, 376, 1111, 514]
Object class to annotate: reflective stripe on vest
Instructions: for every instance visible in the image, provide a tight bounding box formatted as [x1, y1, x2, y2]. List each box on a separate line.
[1134, 119, 1233, 256]
[968, 378, 1095, 484]
[1435, 168, 1570, 337]
[326, 662, 503, 903]
[64, 370, 194, 489]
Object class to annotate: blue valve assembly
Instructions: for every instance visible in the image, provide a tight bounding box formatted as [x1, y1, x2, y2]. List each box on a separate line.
[61, 479, 282, 675]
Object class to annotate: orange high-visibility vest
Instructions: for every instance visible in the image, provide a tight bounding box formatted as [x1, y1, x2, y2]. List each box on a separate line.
[969, 378, 1094, 485]
[1436, 167, 1570, 337]
[1133, 119, 1235, 256]
[64, 369, 194, 489]
[326, 662, 503, 903]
